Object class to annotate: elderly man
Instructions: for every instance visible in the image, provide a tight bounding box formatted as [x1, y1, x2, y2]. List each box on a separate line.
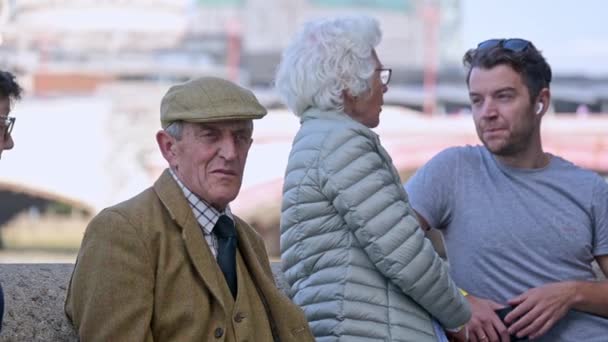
[65, 77, 314, 341]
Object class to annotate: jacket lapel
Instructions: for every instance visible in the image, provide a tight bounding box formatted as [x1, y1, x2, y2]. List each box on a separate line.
[233, 218, 274, 294]
[233, 219, 281, 340]
[153, 169, 226, 310]
[235, 218, 307, 340]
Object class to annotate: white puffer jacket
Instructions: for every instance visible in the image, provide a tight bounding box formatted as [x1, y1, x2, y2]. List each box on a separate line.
[280, 108, 471, 341]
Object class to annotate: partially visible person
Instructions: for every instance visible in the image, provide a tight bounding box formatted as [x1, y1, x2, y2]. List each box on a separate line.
[406, 38, 608, 342]
[276, 15, 471, 342]
[0, 70, 22, 332]
[65, 77, 314, 341]
[0, 71, 21, 159]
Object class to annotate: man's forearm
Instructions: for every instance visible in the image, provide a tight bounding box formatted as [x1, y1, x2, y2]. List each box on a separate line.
[571, 280, 608, 317]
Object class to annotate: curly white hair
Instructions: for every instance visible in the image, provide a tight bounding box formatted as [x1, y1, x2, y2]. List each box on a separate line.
[274, 15, 382, 116]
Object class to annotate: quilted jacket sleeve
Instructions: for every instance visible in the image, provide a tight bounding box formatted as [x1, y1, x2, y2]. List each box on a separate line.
[317, 126, 471, 329]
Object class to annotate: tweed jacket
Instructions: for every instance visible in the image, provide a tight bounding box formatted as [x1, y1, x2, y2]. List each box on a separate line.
[280, 109, 471, 341]
[65, 169, 313, 341]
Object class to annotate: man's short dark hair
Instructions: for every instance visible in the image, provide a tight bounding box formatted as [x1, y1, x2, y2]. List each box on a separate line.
[463, 39, 552, 103]
[0, 71, 23, 101]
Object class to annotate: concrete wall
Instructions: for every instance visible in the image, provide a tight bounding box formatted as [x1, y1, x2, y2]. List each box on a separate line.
[0, 262, 604, 341]
[0, 263, 291, 341]
[0, 264, 76, 341]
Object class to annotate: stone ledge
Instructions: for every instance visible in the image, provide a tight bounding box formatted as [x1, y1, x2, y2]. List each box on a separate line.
[0, 264, 75, 341]
[0, 263, 290, 341]
[0, 262, 604, 341]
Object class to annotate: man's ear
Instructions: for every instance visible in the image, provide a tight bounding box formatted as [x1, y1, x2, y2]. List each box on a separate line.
[156, 130, 178, 166]
[536, 88, 551, 116]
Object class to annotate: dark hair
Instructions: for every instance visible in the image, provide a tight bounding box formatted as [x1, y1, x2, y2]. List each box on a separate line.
[463, 39, 552, 103]
[0, 71, 23, 101]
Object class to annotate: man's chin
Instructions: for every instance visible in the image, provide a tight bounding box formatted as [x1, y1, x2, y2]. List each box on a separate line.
[212, 190, 241, 208]
[484, 144, 518, 157]
[482, 141, 509, 155]
[209, 196, 237, 211]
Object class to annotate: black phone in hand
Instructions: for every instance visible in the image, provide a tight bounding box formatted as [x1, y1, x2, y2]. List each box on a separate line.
[494, 306, 529, 341]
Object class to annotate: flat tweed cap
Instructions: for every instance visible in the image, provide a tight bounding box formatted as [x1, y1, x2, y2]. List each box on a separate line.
[160, 77, 267, 128]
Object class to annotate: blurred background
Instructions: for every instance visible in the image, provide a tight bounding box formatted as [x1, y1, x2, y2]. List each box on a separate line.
[0, 0, 606, 262]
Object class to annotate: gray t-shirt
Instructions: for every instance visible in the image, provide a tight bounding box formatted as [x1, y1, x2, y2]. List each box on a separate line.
[406, 145, 608, 342]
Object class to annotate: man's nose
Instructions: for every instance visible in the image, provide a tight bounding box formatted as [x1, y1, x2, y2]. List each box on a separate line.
[480, 100, 498, 119]
[218, 137, 237, 160]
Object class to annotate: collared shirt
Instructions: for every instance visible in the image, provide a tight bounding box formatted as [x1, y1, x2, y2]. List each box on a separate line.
[170, 169, 234, 258]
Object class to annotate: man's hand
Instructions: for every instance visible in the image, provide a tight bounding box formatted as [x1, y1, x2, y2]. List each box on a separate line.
[465, 295, 510, 342]
[505, 282, 576, 340]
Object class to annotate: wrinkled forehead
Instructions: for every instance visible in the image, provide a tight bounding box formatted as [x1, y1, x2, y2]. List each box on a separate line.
[190, 119, 253, 132]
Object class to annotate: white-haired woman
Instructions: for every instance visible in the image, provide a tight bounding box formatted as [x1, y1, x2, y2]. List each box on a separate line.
[276, 16, 471, 341]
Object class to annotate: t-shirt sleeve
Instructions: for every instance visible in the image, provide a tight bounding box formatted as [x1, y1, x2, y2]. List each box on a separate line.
[405, 147, 461, 230]
[592, 177, 608, 256]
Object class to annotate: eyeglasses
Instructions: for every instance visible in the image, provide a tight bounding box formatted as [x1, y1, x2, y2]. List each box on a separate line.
[0, 116, 15, 140]
[476, 38, 533, 52]
[377, 68, 392, 86]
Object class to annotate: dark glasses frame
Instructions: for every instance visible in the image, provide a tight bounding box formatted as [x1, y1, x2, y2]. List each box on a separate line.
[376, 68, 392, 86]
[1, 116, 15, 140]
[476, 38, 533, 52]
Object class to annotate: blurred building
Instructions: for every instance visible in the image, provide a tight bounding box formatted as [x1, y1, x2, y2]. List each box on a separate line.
[0, 0, 461, 89]
[188, 0, 463, 85]
[2, 0, 607, 113]
[0, 0, 606, 257]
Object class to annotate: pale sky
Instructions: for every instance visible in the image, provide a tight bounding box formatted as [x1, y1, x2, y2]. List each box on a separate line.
[461, 0, 608, 77]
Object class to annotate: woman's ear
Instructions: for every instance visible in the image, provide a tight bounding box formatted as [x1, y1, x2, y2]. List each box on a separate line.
[343, 89, 356, 115]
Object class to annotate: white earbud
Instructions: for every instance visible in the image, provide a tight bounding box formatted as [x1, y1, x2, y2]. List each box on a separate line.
[536, 103, 544, 114]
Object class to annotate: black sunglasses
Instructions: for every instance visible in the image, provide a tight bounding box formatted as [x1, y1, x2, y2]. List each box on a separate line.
[476, 38, 533, 52]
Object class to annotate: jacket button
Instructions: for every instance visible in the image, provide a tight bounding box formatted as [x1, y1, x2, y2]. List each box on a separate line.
[234, 312, 246, 323]
[214, 327, 224, 338]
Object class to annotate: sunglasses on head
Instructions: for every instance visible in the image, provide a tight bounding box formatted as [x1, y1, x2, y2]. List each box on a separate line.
[476, 38, 533, 52]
